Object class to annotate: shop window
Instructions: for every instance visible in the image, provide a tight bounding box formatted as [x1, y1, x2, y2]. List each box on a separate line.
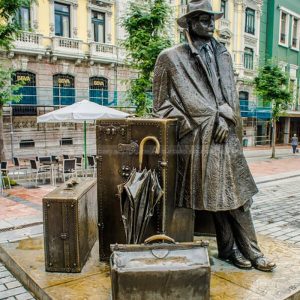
[89, 77, 109, 105]
[16, 5, 31, 31]
[53, 74, 75, 106]
[239, 91, 249, 117]
[92, 11, 105, 43]
[20, 140, 35, 148]
[244, 47, 254, 69]
[55, 2, 70, 37]
[11, 71, 37, 116]
[245, 8, 255, 35]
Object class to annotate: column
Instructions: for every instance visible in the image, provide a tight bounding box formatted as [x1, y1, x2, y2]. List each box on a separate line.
[284, 117, 291, 144]
[48, 0, 55, 36]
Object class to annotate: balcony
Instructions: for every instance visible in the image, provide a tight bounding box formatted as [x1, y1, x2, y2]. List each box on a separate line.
[13, 31, 44, 55]
[89, 42, 118, 63]
[219, 18, 231, 30]
[51, 36, 84, 59]
[179, 5, 187, 17]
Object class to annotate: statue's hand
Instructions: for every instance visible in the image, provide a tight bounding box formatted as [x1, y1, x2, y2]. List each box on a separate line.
[219, 103, 237, 126]
[214, 117, 229, 144]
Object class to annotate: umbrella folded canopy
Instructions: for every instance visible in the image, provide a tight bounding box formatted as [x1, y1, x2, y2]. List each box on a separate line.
[37, 99, 129, 123]
[118, 168, 163, 244]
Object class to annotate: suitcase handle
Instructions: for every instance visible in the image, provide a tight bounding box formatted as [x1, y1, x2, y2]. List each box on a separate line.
[139, 136, 160, 171]
[144, 234, 175, 244]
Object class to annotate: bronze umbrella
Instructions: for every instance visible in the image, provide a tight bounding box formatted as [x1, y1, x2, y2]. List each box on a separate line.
[119, 137, 163, 244]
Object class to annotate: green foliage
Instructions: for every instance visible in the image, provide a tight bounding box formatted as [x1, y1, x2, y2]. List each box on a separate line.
[122, 0, 172, 115]
[0, 64, 23, 108]
[0, 0, 33, 50]
[253, 61, 292, 121]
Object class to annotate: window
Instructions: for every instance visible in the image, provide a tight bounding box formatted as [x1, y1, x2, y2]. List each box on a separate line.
[181, 0, 188, 4]
[11, 71, 37, 116]
[239, 91, 249, 118]
[20, 140, 35, 148]
[16, 6, 31, 31]
[220, 0, 227, 19]
[55, 2, 70, 37]
[89, 77, 109, 105]
[280, 11, 288, 45]
[53, 74, 75, 105]
[245, 8, 255, 35]
[244, 48, 254, 69]
[292, 18, 299, 49]
[92, 11, 105, 43]
[60, 138, 73, 146]
[179, 31, 186, 43]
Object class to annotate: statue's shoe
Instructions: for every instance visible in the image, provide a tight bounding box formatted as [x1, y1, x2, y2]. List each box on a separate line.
[252, 256, 276, 272]
[227, 249, 252, 269]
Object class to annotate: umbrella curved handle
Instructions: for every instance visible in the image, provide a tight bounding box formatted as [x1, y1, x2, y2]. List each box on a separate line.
[139, 136, 160, 171]
[144, 234, 175, 244]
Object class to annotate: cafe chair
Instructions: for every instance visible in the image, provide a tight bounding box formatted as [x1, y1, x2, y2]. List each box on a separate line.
[1, 161, 11, 189]
[87, 156, 96, 177]
[61, 159, 77, 182]
[12, 157, 29, 180]
[30, 159, 51, 186]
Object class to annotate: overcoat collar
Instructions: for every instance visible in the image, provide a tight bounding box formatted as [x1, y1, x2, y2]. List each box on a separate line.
[189, 37, 233, 109]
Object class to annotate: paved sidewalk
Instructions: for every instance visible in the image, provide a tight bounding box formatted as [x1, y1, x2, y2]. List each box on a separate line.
[0, 151, 299, 299]
[0, 261, 34, 300]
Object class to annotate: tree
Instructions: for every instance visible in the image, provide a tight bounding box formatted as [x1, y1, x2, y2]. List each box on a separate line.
[0, 0, 33, 160]
[122, 0, 172, 116]
[0, 0, 33, 50]
[254, 61, 293, 158]
[0, 66, 24, 160]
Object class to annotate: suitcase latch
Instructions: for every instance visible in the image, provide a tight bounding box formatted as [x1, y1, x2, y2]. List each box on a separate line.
[60, 233, 69, 240]
[117, 142, 139, 155]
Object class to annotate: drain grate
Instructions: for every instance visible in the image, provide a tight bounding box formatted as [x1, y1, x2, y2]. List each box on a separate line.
[0, 222, 43, 233]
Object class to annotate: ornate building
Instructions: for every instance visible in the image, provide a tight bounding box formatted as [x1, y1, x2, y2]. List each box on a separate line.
[1, 0, 136, 159]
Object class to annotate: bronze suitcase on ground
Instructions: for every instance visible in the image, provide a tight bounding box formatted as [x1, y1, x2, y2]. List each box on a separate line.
[96, 118, 194, 261]
[110, 235, 210, 300]
[43, 178, 97, 272]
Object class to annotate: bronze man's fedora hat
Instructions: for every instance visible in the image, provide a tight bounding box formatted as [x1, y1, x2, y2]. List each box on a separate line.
[177, 0, 223, 28]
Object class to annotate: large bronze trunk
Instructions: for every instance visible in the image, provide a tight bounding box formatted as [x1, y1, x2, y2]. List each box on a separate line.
[110, 236, 210, 300]
[43, 178, 97, 272]
[96, 118, 194, 261]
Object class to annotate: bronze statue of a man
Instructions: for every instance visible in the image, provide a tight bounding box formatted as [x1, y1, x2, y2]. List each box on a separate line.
[153, 0, 275, 272]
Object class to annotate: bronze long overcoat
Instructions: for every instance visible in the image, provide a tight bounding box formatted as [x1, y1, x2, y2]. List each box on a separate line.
[153, 38, 258, 211]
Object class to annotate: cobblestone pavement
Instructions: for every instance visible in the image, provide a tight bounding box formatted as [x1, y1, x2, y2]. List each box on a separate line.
[253, 176, 300, 244]
[0, 262, 35, 300]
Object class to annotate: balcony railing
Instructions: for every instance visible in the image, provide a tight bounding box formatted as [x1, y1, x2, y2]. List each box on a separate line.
[89, 42, 118, 62]
[179, 5, 187, 17]
[52, 36, 84, 57]
[219, 19, 231, 30]
[13, 31, 44, 52]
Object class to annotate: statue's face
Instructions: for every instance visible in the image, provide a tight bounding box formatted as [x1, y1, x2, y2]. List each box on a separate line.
[189, 13, 215, 38]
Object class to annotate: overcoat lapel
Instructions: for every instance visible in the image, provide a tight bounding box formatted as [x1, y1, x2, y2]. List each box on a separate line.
[213, 40, 235, 109]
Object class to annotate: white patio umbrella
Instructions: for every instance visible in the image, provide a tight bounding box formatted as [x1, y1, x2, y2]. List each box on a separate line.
[37, 99, 129, 168]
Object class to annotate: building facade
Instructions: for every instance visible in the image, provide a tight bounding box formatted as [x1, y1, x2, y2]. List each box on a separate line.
[1, 0, 136, 159]
[260, 0, 300, 144]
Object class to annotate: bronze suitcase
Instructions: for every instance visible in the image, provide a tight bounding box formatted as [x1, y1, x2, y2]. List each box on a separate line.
[43, 178, 97, 272]
[96, 118, 194, 261]
[110, 235, 210, 300]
